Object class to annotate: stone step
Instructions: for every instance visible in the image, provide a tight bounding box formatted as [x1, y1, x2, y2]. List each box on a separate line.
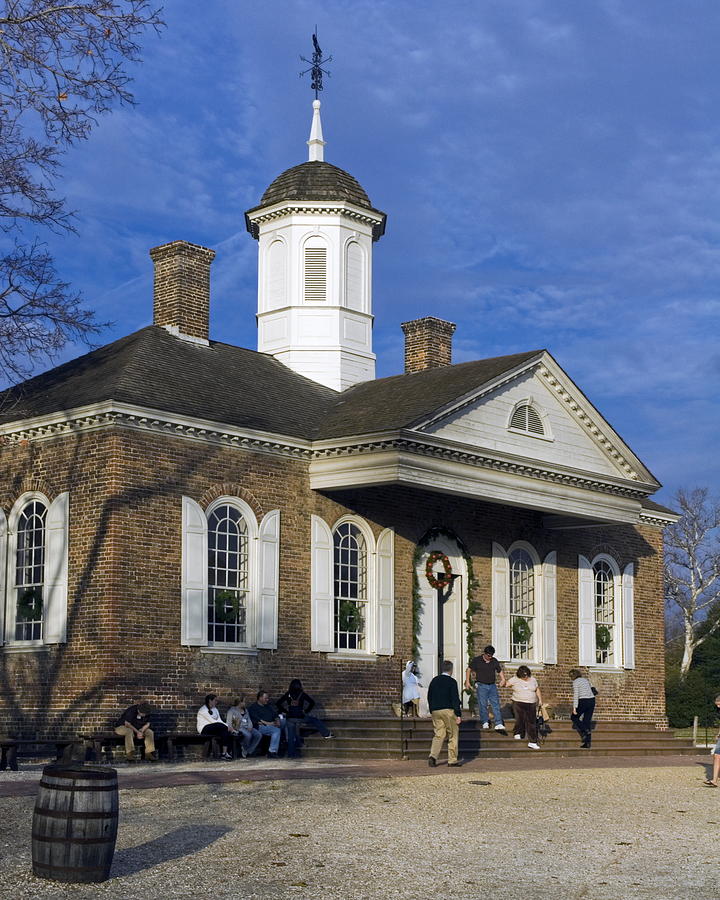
[301, 744, 699, 760]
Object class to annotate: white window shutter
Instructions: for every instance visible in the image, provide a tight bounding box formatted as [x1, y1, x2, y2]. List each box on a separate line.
[257, 510, 280, 650]
[311, 515, 334, 652]
[578, 555, 595, 666]
[491, 542, 510, 660]
[375, 528, 394, 656]
[181, 496, 208, 646]
[44, 492, 69, 644]
[542, 551, 558, 664]
[622, 562, 635, 669]
[0, 508, 7, 646]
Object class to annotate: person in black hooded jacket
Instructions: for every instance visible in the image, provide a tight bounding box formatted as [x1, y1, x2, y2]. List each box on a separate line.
[276, 679, 334, 755]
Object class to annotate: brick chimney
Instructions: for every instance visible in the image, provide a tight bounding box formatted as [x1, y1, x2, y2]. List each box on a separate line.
[400, 316, 457, 373]
[149, 240, 216, 342]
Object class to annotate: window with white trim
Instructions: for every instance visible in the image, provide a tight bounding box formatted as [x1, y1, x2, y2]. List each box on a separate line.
[207, 503, 249, 646]
[333, 522, 368, 650]
[509, 547, 535, 660]
[593, 559, 616, 665]
[14, 500, 47, 642]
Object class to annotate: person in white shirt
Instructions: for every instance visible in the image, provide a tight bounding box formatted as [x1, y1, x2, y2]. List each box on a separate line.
[569, 668, 596, 749]
[506, 665, 543, 750]
[402, 661, 422, 716]
[196, 693, 233, 760]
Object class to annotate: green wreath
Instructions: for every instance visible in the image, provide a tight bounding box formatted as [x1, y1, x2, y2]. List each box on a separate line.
[16, 587, 42, 621]
[213, 591, 242, 624]
[596, 624, 612, 651]
[512, 616, 532, 645]
[338, 600, 364, 633]
[425, 551, 452, 589]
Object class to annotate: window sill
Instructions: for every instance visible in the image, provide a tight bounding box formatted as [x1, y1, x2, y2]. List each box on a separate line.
[200, 647, 259, 657]
[1, 643, 50, 654]
[326, 651, 377, 662]
[588, 665, 625, 673]
[499, 659, 546, 670]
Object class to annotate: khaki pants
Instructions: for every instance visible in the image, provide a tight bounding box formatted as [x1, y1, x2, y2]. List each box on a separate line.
[430, 709, 459, 764]
[115, 725, 155, 759]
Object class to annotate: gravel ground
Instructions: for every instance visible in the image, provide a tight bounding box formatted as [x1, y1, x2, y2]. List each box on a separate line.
[0, 758, 717, 899]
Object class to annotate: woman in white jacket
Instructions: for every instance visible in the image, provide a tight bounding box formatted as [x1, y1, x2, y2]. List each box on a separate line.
[402, 661, 422, 716]
[196, 693, 233, 760]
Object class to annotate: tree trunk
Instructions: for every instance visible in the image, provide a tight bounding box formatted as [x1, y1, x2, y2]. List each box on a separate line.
[680, 619, 697, 677]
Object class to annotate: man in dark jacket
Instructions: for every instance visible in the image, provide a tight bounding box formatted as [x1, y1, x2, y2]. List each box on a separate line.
[115, 701, 157, 762]
[427, 660, 462, 767]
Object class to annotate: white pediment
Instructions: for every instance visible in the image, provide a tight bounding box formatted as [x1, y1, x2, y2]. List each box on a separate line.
[416, 356, 655, 486]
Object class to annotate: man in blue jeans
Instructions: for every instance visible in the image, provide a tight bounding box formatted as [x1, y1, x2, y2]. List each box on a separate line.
[465, 645, 507, 734]
[248, 690, 283, 757]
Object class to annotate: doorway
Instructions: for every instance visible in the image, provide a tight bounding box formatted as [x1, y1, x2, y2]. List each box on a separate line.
[415, 535, 469, 708]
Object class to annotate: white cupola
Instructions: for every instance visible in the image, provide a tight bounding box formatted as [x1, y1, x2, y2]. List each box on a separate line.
[245, 100, 386, 391]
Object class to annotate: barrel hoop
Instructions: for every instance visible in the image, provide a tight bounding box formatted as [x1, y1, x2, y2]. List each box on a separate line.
[38, 779, 116, 793]
[33, 860, 108, 876]
[33, 806, 116, 820]
[32, 832, 114, 845]
[41, 766, 115, 781]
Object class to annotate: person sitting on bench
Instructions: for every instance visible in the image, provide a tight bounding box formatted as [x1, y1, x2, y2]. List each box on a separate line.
[115, 701, 157, 762]
[248, 690, 283, 758]
[276, 678, 334, 755]
[226, 695, 262, 758]
[196, 694, 233, 760]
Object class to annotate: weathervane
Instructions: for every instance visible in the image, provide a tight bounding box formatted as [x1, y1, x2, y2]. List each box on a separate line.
[300, 28, 332, 99]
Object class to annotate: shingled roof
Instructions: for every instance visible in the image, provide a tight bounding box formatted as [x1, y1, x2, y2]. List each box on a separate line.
[312, 350, 543, 439]
[257, 161, 374, 209]
[0, 326, 335, 441]
[0, 328, 542, 444]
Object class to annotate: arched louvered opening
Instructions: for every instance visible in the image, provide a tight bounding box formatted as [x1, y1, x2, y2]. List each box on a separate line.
[304, 243, 327, 302]
[510, 403, 545, 436]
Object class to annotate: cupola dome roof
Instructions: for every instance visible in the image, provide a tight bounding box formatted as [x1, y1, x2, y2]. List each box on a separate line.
[259, 160, 373, 209]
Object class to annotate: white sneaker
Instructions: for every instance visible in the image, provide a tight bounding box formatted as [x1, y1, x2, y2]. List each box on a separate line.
[528, 742, 540, 750]
[514, 734, 522, 740]
[482, 722, 489, 730]
[494, 724, 506, 731]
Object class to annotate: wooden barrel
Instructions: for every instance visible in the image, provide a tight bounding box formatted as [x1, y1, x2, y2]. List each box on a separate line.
[32, 764, 118, 883]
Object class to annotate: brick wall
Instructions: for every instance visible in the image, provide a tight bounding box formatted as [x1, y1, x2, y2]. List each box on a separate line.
[0, 427, 667, 738]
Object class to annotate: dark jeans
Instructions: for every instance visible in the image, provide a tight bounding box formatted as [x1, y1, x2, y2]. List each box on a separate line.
[513, 701, 538, 742]
[572, 698, 596, 741]
[201, 722, 231, 752]
[286, 714, 331, 755]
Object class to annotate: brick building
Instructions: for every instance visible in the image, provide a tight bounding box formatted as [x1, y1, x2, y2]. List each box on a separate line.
[0, 101, 676, 738]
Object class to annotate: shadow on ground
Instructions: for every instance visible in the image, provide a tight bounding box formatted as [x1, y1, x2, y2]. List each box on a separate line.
[111, 824, 231, 877]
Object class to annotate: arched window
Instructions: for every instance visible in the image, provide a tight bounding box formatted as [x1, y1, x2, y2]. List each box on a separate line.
[333, 522, 368, 650]
[593, 559, 616, 665]
[207, 503, 250, 646]
[264, 238, 287, 310]
[15, 500, 47, 641]
[509, 547, 536, 660]
[304, 236, 327, 302]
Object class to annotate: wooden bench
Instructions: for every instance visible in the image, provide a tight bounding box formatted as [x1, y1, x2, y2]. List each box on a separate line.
[0, 737, 82, 771]
[81, 731, 222, 762]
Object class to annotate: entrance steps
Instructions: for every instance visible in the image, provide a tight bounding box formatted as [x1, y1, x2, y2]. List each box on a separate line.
[301, 716, 698, 761]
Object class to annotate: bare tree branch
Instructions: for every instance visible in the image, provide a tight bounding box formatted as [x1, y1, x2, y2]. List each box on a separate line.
[0, 1, 163, 386]
[665, 487, 720, 676]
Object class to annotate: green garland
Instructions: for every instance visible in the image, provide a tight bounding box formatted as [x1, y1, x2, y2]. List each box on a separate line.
[596, 623, 612, 651]
[16, 587, 42, 621]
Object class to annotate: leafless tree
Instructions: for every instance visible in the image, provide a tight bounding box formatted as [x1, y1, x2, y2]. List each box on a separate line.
[0, 1, 163, 384]
[665, 487, 720, 677]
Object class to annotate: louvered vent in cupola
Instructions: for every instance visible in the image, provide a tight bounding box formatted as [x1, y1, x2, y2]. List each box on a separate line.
[304, 246, 327, 302]
[510, 403, 545, 436]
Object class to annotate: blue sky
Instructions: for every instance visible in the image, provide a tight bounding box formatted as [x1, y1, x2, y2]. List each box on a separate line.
[10, 1, 720, 503]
